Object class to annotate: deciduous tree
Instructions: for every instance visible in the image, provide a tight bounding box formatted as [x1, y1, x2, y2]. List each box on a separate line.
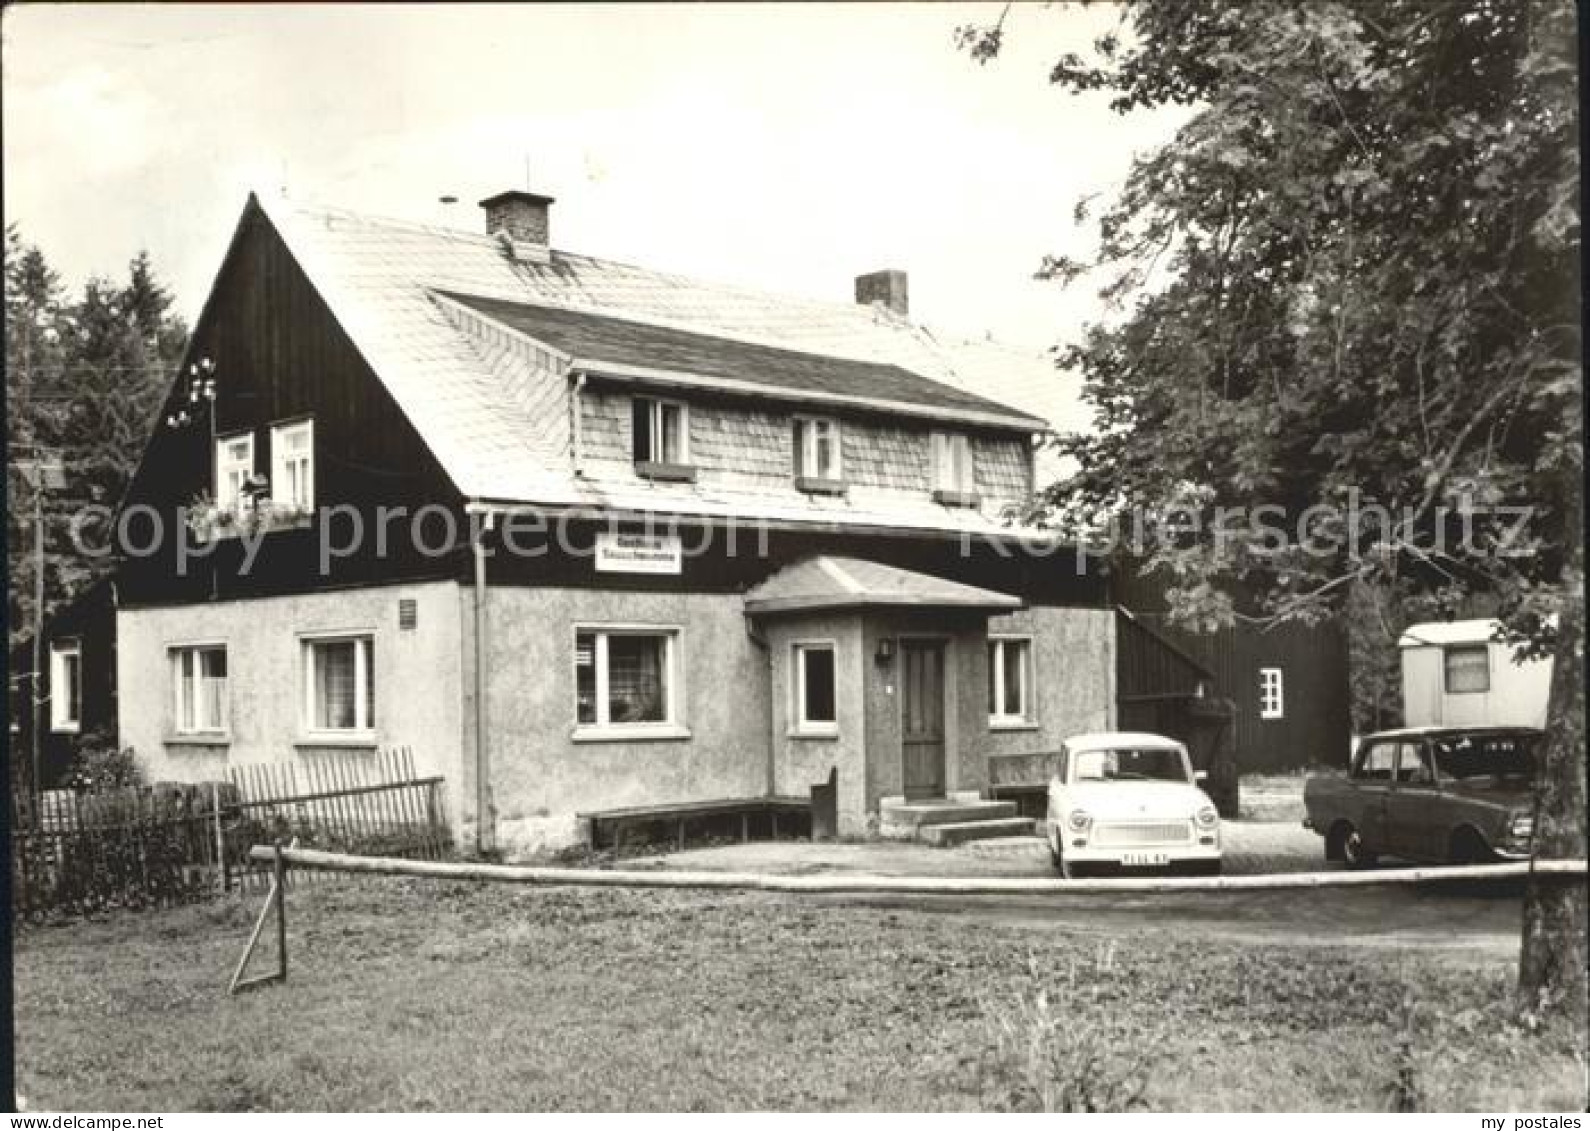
[960, 0, 1582, 1018]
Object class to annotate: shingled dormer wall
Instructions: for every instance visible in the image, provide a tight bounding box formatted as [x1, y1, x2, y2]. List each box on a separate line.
[577, 386, 1033, 512]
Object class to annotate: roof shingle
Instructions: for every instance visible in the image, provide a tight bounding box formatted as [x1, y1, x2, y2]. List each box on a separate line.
[441, 291, 1041, 426]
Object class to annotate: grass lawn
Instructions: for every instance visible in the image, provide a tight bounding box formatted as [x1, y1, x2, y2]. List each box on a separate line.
[13, 876, 1586, 1112]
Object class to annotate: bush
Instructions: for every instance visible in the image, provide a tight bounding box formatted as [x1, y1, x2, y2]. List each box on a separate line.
[63, 738, 142, 793]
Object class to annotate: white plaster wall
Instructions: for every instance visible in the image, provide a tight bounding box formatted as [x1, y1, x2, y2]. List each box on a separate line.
[116, 581, 465, 826]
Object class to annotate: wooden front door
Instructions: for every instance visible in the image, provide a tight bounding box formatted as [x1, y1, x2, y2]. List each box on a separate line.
[901, 641, 946, 799]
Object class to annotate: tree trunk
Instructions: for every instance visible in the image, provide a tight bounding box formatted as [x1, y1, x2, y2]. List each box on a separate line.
[1517, 481, 1587, 1026]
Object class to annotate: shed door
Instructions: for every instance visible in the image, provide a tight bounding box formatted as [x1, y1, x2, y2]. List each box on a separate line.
[901, 641, 946, 799]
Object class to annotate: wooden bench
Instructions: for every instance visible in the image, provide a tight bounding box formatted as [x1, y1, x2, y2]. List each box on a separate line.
[579, 796, 811, 852]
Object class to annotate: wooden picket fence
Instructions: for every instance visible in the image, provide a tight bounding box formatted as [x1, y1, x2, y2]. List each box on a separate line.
[10, 747, 449, 920]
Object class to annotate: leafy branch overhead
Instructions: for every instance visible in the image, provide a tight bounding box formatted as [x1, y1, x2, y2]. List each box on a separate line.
[961, 0, 1578, 639]
[959, 0, 1582, 1022]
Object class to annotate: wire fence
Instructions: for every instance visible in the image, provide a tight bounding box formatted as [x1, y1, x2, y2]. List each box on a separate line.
[10, 747, 449, 920]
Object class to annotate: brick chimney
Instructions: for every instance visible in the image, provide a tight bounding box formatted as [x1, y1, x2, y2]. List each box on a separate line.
[855, 269, 908, 316]
[479, 190, 554, 245]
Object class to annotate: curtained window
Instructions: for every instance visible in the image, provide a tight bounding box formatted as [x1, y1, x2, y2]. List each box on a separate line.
[632, 398, 689, 466]
[793, 418, 843, 482]
[173, 645, 228, 733]
[987, 637, 1031, 724]
[1443, 646, 1490, 694]
[215, 432, 254, 514]
[304, 635, 374, 733]
[271, 419, 315, 509]
[575, 629, 676, 730]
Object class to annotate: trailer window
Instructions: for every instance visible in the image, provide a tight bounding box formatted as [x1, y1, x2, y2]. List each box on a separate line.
[1443, 645, 1490, 694]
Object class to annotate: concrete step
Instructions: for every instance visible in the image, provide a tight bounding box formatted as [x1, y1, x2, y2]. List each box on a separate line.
[879, 799, 1017, 829]
[918, 817, 1036, 847]
[964, 834, 1049, 858]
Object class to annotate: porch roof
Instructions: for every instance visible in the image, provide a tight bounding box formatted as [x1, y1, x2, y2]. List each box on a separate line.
[743, 555, 1023, 616]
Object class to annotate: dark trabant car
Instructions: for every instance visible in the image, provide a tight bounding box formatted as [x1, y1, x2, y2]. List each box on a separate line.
[1303, 726, 1539, 867]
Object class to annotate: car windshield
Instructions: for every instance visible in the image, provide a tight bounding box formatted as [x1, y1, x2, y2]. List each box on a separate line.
[1070, 747, 1189, 784]
[1431, 734, 1537, 781]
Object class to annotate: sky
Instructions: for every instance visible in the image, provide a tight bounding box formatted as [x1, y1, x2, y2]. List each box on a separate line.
[3, 2, 1188, 351]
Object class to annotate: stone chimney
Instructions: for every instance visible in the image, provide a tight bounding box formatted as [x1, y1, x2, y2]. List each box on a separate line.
[855, 269, 908, 316]
[479, 190, 554, 245]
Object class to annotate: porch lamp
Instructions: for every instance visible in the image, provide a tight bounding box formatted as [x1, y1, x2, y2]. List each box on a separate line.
[874, 637, 896, 666]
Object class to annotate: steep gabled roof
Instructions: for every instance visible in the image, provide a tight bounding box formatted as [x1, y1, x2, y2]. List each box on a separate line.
[250, 192, 1078, 536]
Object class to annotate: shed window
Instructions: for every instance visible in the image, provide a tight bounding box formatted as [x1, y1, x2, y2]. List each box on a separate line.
[304, 635, 374, 734]
[1258, 667, 1285, 720]
[576, 628, 678, 731]
[1444, 645, 1490, 694]
[271, 419, 314, 510]
[794, 418, 843, 482]
[49, 639, 81, 734]
[793, 643, 837, 733]
[173, 645, 228, 734]
[632, 398, 689, 466]
[215, 432, 254, 514]
[988, 637, 1032, 725]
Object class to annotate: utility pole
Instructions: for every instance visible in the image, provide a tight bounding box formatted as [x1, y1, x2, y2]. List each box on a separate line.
[17, 453, 65, 801]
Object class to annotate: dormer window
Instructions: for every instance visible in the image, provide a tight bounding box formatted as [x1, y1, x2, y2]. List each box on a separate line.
[930, 431, 978, 506]
[271, 418, 315, 511]
[794, 417, 846, 495]
[632, 397, 695, 482]
[215, 432, 255, 514]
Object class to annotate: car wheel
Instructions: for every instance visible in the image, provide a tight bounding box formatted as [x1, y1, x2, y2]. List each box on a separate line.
[1337, 823, 1378, 870]
[1449, 827, 1496, 866]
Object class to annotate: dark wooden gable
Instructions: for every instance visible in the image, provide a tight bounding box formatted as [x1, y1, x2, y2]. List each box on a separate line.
[118, 196, 467, 606]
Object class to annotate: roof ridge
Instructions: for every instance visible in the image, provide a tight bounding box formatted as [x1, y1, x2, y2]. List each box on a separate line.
[268, 194, 983, 350]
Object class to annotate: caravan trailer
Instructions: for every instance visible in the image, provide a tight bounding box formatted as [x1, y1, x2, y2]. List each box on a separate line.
[1398, 620, 1551, 729]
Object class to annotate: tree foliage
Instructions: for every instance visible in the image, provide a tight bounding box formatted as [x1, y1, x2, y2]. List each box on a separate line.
[960, 0, 1581, 1018]
[5, 226, 187, 645]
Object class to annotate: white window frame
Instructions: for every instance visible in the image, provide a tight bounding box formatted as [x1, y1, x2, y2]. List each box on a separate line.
[1259, 667, 1285, 720]
[49, 639, 82, 734]
[930, 430, 975, 494]
[988, 635, 1034, 728]
[633, 397, 690, 466]
[270, 418, 315, 511]
[791, 640, 839, 736]
[301, 633, 375, 738]
[215, 431, 255, 515]
[1443, 645, 1491, 694]
[170, 643, 229, 735]
[573, 625, 685, 739]
[794, 417, 843, 482]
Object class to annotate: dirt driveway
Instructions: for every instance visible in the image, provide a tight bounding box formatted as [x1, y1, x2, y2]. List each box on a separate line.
[628, 821, 1528, 960]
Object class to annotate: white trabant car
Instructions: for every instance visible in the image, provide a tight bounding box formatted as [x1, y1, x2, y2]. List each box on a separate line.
[1045, 732, 1223, 878]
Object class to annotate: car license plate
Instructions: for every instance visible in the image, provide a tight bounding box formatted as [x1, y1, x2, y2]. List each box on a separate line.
[1121, 852, 1170, 867]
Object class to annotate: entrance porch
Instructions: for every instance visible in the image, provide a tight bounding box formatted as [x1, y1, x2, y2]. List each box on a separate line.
[745, 555, 1034, 838]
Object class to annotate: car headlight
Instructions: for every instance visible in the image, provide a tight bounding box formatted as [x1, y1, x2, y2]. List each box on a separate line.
[1195, 806, 1219, 828]
[1509, 814, 1534, 840]
[1067, 808, 1092, 832]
